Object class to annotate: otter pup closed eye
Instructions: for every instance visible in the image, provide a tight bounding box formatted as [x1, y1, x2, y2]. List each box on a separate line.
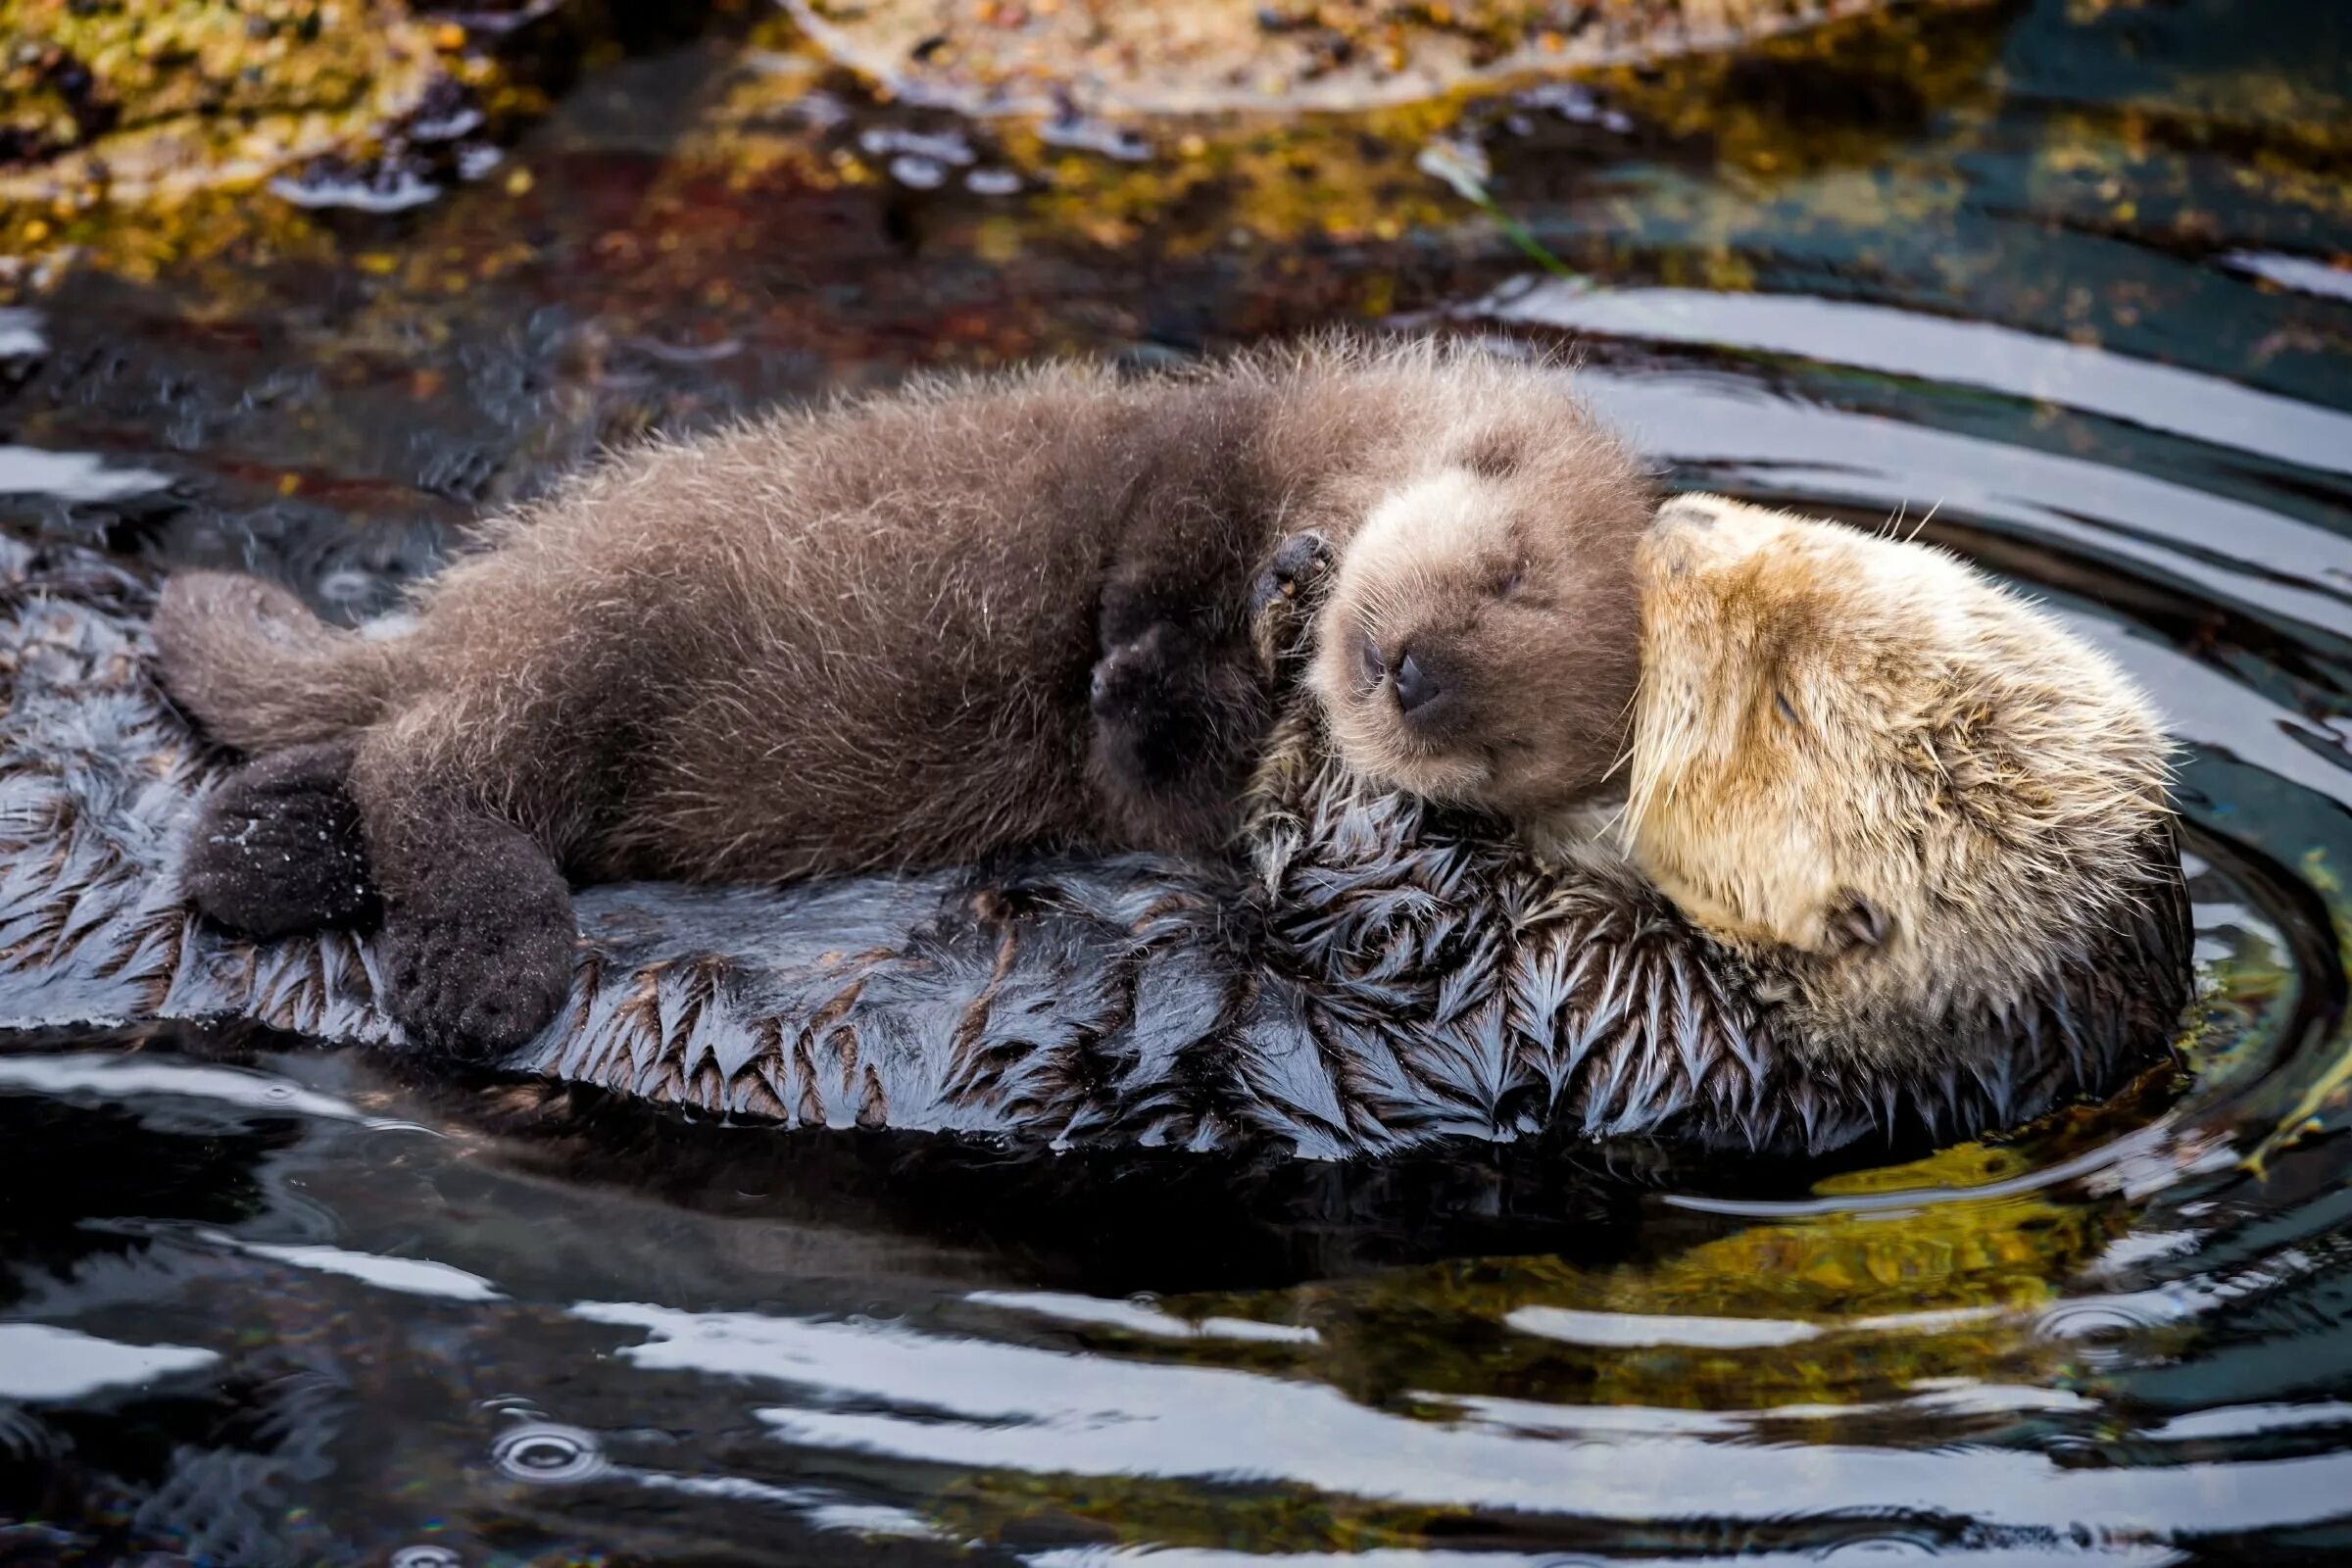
[154, 336, 1655, 1058]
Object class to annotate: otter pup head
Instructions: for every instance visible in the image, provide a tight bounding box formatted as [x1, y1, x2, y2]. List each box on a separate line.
[1625, 494, 2177, 1052]
[1306, 425, 1653, 830]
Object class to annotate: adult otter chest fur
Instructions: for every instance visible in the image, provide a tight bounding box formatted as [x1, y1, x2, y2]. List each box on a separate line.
[154, 340, 1655, 1056]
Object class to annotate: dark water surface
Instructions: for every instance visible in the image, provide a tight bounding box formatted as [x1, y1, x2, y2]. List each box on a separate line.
[4, 0, 2351, 1562]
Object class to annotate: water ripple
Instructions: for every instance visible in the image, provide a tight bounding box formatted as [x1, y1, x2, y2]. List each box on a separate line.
[489, 1421, 609, 1485]
[1470, 280, 2352, 479]
[573, 1302, 2352, 1537]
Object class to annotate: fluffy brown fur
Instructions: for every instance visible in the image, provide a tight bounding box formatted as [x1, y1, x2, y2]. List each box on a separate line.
[1307, 404, 1656, 828]
[155, 338, 1655, 1055]
[1617, 494, 2178, 1068]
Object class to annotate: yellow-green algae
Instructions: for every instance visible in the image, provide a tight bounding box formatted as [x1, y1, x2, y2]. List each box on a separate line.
[2252, 846, 2352, 1167]
[721, 0, 2001, 262]
[0, 0, 446, 202]
[0, 0, 1996, 291]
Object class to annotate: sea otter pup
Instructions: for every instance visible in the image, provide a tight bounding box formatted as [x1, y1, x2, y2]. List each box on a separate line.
[1616, 494, 2176, 1065]
[155, 340, 1655, 1057]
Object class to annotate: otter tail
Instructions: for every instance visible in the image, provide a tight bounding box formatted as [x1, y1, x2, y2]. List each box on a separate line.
[152, 571, 405, 753]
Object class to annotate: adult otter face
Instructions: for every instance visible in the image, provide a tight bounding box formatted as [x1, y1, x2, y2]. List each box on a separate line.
[1306, 447, 1649, 828]
[1625, 494, 2176, 1042]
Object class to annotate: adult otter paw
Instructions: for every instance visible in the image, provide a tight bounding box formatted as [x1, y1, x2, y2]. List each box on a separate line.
[181, 742, 379, 939]
[375, 816, 575, 1060]
[1250, 531, 1333, 670]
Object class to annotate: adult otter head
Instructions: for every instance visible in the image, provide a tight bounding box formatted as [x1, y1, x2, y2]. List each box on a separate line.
[1306, 415, 1654, 832]
[1624, 494, 2180, 1064]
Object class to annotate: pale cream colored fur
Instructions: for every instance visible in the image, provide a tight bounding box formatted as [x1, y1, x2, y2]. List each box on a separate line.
[1614, 494, 2174, 1054]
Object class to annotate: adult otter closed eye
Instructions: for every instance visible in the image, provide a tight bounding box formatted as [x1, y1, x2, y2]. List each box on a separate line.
[154, 339, 1655, 1057]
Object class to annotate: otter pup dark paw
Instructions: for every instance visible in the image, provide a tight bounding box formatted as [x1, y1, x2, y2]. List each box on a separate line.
[181, 742, 379, 939]
[1090, 619, 1217, 787]
[1250, 531, 1334, 670]
[1088, 618, 1271, 850]
[375, 812, 575, 1061]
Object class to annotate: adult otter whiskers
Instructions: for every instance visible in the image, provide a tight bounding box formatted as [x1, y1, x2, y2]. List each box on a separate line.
[154, 339, 1655, 1056]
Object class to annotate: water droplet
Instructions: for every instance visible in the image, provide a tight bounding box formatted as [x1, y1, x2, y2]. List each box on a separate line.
[391, 1548, 464, 1568]
[490, 1421, 607, 1484]
[1818, 1538, 1938, 1559]
[1038, 116, 1150, 162]
[858, 126, 976, 167]
[2035, 1297, 2169, 1344]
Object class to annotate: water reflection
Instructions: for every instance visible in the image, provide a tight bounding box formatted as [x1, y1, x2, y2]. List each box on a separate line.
[4, 0, 2352, 1560]
[573, 1298, 2352, 1535]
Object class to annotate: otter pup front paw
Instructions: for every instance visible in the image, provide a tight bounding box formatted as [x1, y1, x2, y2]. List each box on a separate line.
[374, 810, 575, 1060]
[1250, 531, 1334, 672]
[1089, 618, 1272, 847]
[1090, 619, 1218, 789]
[181, 742, 379, 938]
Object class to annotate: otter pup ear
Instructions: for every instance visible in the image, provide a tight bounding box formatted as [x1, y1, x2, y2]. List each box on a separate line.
[1827, 891, 1891, 952]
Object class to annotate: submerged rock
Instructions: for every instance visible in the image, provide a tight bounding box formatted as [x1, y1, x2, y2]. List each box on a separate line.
[0, 535, 2191, 1159]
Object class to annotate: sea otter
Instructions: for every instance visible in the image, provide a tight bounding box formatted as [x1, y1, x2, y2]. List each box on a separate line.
[154, 339, 1656, 1057]
[0, 526, 2187, 1155]
[1616, 494, 2177, 1070]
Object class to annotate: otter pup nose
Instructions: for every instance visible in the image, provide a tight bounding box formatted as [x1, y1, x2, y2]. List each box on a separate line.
[1392, 644, 1466, 736]
[1393, 648, 1440, 714]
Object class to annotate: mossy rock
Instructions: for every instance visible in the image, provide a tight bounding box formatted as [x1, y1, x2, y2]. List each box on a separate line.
[0, 0, 442, 200]
[781, 0, 1916, 116]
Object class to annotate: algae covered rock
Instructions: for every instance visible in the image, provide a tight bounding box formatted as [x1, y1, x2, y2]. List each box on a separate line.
[0, 0, 442, 199]
[780, 0, 1911, 116]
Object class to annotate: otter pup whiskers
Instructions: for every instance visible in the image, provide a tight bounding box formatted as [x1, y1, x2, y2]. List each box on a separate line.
[1309, 452, 1649, 831]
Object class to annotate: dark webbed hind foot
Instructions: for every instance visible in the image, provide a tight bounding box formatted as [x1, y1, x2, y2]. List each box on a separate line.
[374, 804, 577, 1061]
[1250, 530, 1334, 672]
[181, 741, 379, 938]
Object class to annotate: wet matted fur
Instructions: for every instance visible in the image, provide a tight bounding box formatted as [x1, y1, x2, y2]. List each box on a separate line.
[0, 536, 2193, 1158]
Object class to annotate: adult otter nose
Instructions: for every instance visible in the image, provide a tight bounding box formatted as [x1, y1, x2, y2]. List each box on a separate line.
[1654, 496, 1720, 532]
[1645, 497, 1722, 578]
